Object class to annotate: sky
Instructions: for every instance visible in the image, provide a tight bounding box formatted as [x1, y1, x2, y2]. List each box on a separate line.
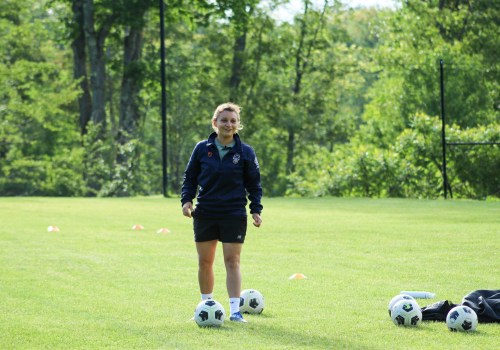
[344, 0, 398, 8]
[271, 0, 399, 23]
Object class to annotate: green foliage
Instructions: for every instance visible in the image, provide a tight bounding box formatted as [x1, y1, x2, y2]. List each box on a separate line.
[288, 113, 499, 199]
[446, 124, 500, 199]
[80, 123, 113, 196]
[288, 143, 419, 198]
[102, 137, 157, 197]
[286, 144, 335, 197]
[392, 114, 444, 198]
[0, 158, 48, 195]
[365, 0, 498, 135]
[0, 0, 83, 196]
[44, 149, 86, 196]
[251, 127, 288, 197]
[0, 151, 86, 196]
[0, 0, 498, 199]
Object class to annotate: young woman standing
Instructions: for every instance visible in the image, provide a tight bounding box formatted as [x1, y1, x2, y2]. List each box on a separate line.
[181, 102, 263, 323]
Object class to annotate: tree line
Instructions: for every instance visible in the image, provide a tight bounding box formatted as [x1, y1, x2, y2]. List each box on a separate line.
[0, 0, 498, 199]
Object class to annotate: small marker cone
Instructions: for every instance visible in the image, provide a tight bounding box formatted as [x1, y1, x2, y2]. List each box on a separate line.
[132, 224, 144, 230]
[157, 228, 171, 234]
[289, 273, 307, 280]
[47, 226, 60, 232]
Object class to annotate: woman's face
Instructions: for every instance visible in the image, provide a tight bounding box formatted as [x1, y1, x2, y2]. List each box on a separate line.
[214, 110, 239, 138]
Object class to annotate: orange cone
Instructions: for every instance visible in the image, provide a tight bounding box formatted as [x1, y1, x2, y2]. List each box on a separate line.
[132, 224, 144, 230]
[157, 228, 171, 234]
[289, 273, 307, 280]
[47, 225, 60, 232]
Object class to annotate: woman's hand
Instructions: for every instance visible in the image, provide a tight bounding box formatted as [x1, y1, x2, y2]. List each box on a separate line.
[182, 202, 193, 218]
[252, 213, 262, 227]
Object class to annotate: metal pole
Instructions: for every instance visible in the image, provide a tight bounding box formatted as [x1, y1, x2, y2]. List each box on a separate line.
[440, 59, 448, 199]
[160, 0, 168, 197]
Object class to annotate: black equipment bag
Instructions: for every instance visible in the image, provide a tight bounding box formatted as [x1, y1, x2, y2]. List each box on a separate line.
[421, 289, 500, 323]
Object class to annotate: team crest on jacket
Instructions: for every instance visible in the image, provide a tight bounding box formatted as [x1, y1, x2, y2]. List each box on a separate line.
[233, 153, 241, 164]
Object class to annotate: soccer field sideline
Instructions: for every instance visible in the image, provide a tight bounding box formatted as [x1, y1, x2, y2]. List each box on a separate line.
[0, 197, 498, 349]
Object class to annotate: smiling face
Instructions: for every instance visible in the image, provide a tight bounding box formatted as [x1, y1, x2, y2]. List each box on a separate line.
[212, 110, 240, 141]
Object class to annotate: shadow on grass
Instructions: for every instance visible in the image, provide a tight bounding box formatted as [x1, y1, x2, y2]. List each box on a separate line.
[252, 323, 372, 349]
[189, 321, 360, 349]
[195, 325, 232, 333]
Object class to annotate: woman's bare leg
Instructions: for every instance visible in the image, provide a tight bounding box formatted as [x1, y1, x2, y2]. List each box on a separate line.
[196, 240, 218, 294]
[222, 243, 243, 298]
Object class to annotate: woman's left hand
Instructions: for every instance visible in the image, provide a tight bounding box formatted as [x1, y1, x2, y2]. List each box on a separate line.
[252, 213, 262, 227]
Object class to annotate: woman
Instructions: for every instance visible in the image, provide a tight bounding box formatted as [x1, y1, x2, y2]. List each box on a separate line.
[181, 102, 263, 323]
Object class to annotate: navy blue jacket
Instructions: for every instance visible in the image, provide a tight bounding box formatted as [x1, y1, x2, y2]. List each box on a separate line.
[181, 132, 263, 218]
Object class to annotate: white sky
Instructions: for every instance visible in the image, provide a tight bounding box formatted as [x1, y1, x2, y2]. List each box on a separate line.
[345, 0, 398, 8]
[271, 0, 399, 22]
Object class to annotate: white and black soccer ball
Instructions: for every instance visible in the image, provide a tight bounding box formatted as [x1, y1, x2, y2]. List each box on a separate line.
[240, 289, 265, 314]
[194, 300, 225, 327]
[446, 305, 478, 332]
[388, 294, 416, 317]
[391, 299, 422, 327]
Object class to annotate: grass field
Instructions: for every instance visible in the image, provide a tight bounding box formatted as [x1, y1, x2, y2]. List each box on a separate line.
[0, 197, 498, 349]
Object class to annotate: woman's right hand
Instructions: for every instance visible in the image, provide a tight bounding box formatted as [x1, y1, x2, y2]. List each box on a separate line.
[182, 202, 193, 218]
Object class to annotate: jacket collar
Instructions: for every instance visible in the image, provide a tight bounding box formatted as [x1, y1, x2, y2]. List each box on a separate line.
[207, 132, 242, 151]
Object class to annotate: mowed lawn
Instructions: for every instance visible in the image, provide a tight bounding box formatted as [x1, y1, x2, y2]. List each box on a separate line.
[0, 197, 498, 349]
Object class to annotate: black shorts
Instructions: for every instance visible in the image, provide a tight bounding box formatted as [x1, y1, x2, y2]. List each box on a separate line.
[193, 216, 247, 243]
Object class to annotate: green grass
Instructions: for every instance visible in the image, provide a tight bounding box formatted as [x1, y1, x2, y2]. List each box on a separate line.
[0, 197, 498, 349]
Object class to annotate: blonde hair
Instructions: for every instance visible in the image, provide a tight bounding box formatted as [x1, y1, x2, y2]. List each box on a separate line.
[212, 102, 244, 132]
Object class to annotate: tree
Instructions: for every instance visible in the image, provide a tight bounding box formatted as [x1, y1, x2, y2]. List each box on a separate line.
[81, 0, 115, 130]
[284, 0, 329, 175]
[0, 0, 82, 195]
[1, 0, 497, 199]
[363, 0, 498, 147]
[70, 0, 92, 135]
[64, 0, 158, 195]
[214, 0, 260, 102]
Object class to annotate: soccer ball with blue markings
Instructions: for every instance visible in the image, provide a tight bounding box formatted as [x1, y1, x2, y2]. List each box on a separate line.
[391, 299, 422, 327]
[240, 289, 265, 314]
[388, 294, 416, 317]
[194, 300, 225, 327]
[446, 305, 478, 332]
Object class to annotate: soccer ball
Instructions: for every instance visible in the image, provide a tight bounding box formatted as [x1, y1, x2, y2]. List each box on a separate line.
[240, 289, 265, 314]
[388, 294, 416, 317]
[446, 305, 478, 332]
[391, 299, 422, 326]
[194, 300, 225, 327]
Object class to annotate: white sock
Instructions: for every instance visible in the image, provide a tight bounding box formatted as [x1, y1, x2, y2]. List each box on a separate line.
[229, 297, 240, 314]
[201, 293, 213, 300]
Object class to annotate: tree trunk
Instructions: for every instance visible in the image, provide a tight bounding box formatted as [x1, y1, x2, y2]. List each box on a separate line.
[286, 128, 296, 175]
[229, 32, 247, 102]
[82, 0, 112, 130]
[285, 2, 308, 176]
[228, 3, 254, 102]
[110, 24, 145, 196]
[285, 0, 327, 175]
[80, 0, 115, 194]
[71, 0, 92, 136]
[118, 27, 144, 145]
